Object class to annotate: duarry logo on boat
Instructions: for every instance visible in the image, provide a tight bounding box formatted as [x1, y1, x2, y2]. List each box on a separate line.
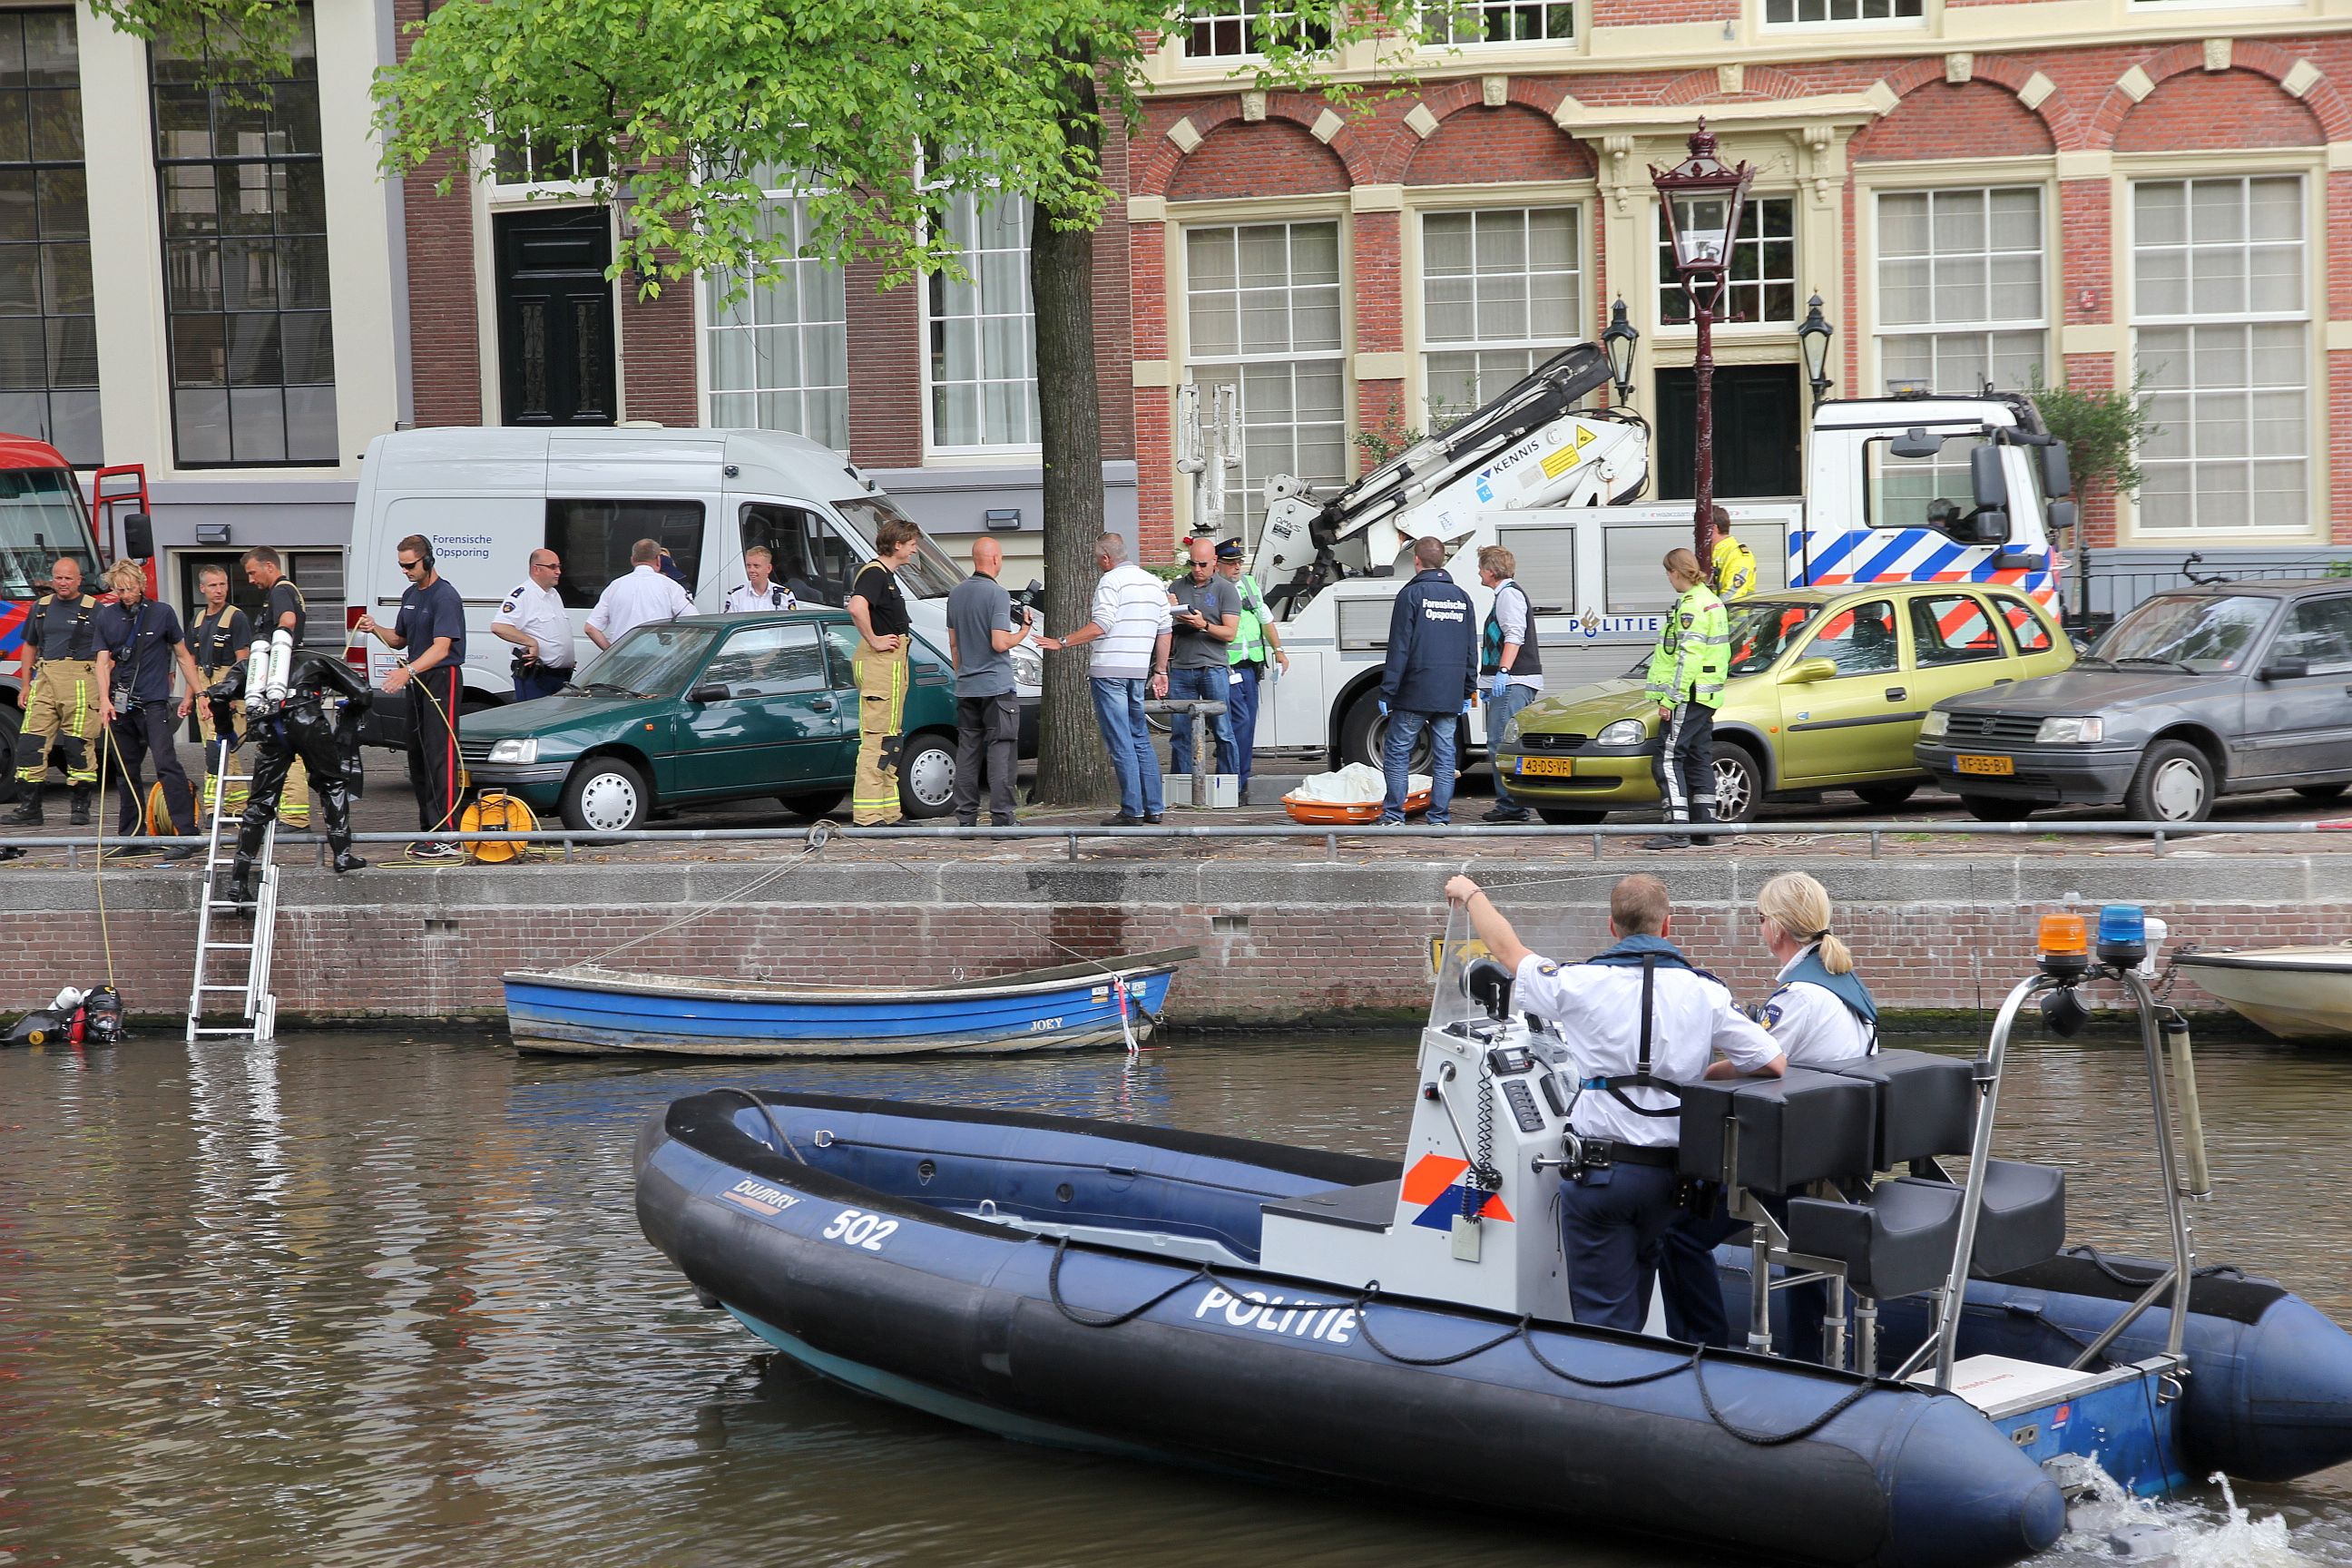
[722, 1178, 802, 1217]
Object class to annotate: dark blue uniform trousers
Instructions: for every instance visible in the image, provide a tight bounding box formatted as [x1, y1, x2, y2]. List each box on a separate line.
[1659, 1195, 1840, 1360]
[1559, 1163, 1681, 1332]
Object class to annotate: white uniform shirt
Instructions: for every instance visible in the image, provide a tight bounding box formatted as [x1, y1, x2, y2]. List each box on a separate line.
[1759, 945, 1876, 1067]
[489, 578, 575, 668]
[723, 582, 798, 615]
[586, 564, 696, 646]
[1514, 949, 1782, 1148]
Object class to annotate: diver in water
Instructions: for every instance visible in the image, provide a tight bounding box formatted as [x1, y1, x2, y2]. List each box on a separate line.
[205, 634, 372, 907]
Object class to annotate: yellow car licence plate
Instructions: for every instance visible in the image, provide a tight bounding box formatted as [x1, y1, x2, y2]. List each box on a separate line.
[1955, 754, 2015, 777]
[1517, 756, 1574, 778]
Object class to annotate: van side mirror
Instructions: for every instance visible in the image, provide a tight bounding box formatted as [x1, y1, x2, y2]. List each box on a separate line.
[1970, 445, 2009, 511]
[2040, 442, 2073, 499]
[1889, 427, 1944, 460]
[1965, 509, 2010, 545]
[2045, 498, 2079, 538]
[122, 513, 154, 561]
[1785, 657, 1838, 683]
[687, 681, 731, 703]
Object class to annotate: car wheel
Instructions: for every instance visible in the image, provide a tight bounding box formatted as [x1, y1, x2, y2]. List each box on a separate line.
[1961, 796, 2036, 822]
[2124, 739, 2214, 824]
[0, 701, 17, 803]
[1710, 745, 1762, 823]
[780, 789, 845, 819]
[1854, 780, 1919, 808]
[1535, 808, 1607, 826]
[1336, 690, 1434, 774]
[560, 755, 649, 834]
[2294, 782, 2349, 802]
[897, 730, 957, 819]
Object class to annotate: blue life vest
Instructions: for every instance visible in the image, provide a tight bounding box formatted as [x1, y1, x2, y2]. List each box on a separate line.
[1782, 946, 1879, 1044]
[1573, 935, 1709, 1118]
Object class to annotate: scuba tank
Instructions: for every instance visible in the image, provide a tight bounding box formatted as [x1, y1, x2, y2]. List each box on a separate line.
[6, 986, 86, 1048]
[249, 629, 294, 714]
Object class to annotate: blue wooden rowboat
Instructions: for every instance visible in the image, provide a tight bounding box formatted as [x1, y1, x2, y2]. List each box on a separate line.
[502, 946, 1191, 1057]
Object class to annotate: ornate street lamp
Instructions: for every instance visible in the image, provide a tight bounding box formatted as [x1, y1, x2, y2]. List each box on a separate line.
[1651, 120, 1754, 573]
[1798, 291, 1836, 407]
[1601, 296, 1640, 404]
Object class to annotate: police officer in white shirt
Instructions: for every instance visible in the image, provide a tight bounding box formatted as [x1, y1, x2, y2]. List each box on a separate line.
[1446, 871, 1785, 1333]
[722, 545, 798, 614]
[585, 537, 698, 651]
[490, 549, 575, 700]
[1658, 870, 1877, 1354]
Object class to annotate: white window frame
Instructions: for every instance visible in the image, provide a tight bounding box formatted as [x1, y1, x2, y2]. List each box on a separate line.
[1757, 0, 1925, 27]
[1869, 183, 2051, 397]
[1416, 0, 1576, 46]
[1416, 203, 1584, 426]
[919, 186, 1040, 456]
[483, 127, 607, 201]
[1180, 216, 1350, 546]
[2127, 171, 2314, 537]
[1651, 192, 1799, 333]
[1179, 0, 1331, 60]
[698, 177, 850, 453]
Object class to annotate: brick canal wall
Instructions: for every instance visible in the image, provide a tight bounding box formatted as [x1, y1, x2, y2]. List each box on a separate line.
[9, 852, 2352, 1028]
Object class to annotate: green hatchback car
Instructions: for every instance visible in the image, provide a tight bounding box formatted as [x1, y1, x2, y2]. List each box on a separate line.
[459, 610, 958, 831]
[1494, 582, 2075, 823]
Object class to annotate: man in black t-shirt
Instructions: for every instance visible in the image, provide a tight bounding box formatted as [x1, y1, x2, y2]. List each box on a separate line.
[93, 562, 204, 855]
[846, 518, 921, 825]
[355, 534, 468, 858]
[242, 546, 312, 826]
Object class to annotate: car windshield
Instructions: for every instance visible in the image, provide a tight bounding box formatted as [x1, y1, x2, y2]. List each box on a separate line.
[575, 622, 718, 697]
[835, 494, 963, 599]
[1727, 599, 1822, 676]
[2094, 593, 2276, 673]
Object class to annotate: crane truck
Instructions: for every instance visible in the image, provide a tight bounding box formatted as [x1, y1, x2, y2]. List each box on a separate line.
[1243, 344, 2075, 769]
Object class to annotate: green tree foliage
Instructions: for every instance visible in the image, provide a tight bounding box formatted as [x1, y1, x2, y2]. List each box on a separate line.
[372, 0, 1434, 801]
[2027, 367, 2159, 502]
[87, 0, 301, 84]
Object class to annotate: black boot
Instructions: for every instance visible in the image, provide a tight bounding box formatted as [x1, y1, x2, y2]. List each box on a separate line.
[67, 784, 91, 826]
[332, 849, 367, 873]
[218, 858, 257, 910]
[1643, 814, 1690, 850]
[4, 784, 40, 826]
[1689, 801, 1717, 848]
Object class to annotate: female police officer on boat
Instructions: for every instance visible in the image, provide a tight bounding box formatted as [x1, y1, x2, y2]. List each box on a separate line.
[1659, 870, 1878, 1354]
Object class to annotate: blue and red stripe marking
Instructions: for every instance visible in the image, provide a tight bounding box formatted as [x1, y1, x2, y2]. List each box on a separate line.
[0, 600, 25, 660]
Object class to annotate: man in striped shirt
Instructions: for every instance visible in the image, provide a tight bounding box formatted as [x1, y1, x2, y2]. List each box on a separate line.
[1040, 533, 1173, 826]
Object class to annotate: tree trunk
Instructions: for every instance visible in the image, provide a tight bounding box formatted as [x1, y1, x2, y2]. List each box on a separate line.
[1028, 75, 1116, 806]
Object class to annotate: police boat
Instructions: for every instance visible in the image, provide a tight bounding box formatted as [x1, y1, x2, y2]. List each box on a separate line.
[633, 905, 2352, 1568]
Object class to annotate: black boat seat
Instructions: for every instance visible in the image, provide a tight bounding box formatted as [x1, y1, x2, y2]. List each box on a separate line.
[1677, 1068, 1877, 1195]
[1815, 1049, 1978, 1168]
[1969, 1159, 2067, 1276]
[1785, 1177, 1965, 1301]
[1260, 1179, 1398, 1234]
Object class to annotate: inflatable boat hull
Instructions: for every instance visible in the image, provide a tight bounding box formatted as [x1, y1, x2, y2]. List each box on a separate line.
[638, 1093, 2068, 1568]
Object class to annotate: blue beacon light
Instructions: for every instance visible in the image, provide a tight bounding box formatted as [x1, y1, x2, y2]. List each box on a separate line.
[2095, 904, 2148, 967]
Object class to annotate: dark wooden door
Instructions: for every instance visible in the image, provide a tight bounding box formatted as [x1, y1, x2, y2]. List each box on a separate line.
[1655, 363, 1803, 501]
[493, 209, 616, 426]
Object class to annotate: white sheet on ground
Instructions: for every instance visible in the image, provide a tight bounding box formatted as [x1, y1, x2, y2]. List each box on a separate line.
[1288, 763, 1434, 803]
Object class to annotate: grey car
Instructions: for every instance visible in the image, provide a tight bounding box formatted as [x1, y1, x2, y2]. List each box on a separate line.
[1914, 578, 2352, 823]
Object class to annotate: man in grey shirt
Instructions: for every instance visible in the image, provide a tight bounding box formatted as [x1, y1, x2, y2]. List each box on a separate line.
[1166, 536, 1240, 779]
[945, 536, 1033, 826]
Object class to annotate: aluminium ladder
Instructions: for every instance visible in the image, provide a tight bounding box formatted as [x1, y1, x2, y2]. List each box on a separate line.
[185, 738, 278, 1044]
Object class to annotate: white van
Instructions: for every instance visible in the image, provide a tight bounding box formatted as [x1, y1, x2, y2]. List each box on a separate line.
[344, 426, 1036, 750]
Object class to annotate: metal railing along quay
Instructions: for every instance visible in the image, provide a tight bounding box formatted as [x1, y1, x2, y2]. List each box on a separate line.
[7, 815, 2352, 867]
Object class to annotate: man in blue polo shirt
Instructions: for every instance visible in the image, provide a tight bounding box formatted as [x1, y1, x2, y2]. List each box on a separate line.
[355, 532, 467, 858]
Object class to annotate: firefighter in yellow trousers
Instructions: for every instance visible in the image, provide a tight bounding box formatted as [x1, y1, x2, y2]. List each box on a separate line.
[847, 519, 924, 826]
[8, 555, 101, 826]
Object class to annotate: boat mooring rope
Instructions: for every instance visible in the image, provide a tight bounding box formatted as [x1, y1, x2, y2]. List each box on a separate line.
[712, 1086, 811, 1165]
[566, 819, 837, 970]
[1044, 1237, 1896, 1447]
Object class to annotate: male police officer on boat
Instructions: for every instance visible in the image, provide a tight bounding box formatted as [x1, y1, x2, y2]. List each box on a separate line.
[1443, 871, 1786, 1332]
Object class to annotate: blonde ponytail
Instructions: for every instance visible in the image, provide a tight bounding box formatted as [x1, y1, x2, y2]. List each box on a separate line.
[1757, 871, 1853, 974]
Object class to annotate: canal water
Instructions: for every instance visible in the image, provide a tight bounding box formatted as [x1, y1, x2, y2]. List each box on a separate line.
[0, 1026, 2346, 1567]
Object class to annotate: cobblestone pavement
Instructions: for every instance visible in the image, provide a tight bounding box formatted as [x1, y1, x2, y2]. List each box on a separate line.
[6, 740, 2351, 870]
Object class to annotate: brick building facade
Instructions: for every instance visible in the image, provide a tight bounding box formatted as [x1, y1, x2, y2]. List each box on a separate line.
[1118, 4, 2352, 573]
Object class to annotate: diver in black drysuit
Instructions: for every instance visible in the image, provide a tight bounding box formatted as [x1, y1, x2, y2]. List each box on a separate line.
[205, 649, 372, 906]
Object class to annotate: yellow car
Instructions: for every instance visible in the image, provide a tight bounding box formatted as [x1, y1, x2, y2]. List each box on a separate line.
[1493, 583, 2075, 823]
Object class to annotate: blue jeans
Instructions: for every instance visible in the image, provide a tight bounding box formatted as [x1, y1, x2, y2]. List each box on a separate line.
[1165, 665, 1237, 779]
[1090, 676, 1163, 819]
[1486, 680, 1538, 812]
[1379, 708, 1458, 825]
[1225, 664, 1260, 789]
